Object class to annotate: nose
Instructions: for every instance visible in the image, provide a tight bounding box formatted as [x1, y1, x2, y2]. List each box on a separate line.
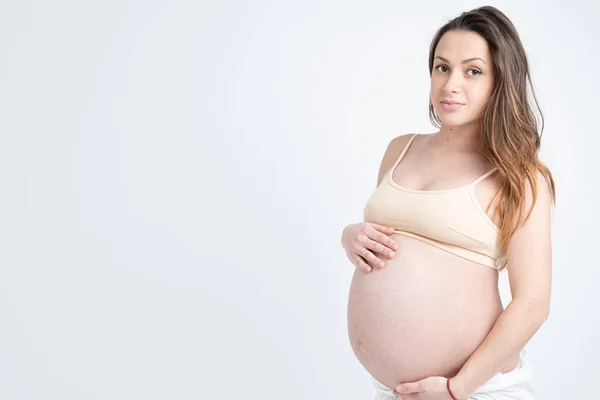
[443, 71, 463, 93]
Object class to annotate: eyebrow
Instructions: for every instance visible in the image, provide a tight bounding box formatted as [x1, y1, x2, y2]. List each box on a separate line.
[434, 56, 487, 66]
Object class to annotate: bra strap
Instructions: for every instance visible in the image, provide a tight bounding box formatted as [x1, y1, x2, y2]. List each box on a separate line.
[472, 167, 498, 186]
[391, 133, 420, 170]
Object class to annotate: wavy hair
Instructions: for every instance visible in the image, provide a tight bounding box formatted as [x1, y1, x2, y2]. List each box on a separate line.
[427, 6, 556, 272]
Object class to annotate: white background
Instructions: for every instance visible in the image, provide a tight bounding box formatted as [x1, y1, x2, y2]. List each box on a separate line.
[1, 1, 596, 399]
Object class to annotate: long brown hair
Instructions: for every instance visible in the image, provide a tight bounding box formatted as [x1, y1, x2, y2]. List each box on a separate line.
[427, 6, 556, 272]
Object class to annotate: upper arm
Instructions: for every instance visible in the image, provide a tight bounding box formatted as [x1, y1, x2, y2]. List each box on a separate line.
[376, 134, 414, 187]
[506, 169, 553, 315]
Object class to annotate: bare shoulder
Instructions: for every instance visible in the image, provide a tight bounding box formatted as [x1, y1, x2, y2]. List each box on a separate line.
[376, 133, 418, 187]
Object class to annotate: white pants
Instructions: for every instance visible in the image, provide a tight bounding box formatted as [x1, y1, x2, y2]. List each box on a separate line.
[371, 350, 536, 400]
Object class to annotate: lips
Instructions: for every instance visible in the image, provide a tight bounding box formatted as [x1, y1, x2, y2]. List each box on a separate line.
[441, 100, 464, 105]
[440, 101, 465, 112]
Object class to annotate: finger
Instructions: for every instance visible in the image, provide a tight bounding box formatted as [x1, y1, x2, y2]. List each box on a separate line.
[350, 254, 372, 273]
[396, 382, 424, 394]
[365, 228, 399, 254]
[369, 222, 396, 235]
[369, 223, 399, 245]
[363, 236, 396, 260]
[370, 252, 387, 270]
[357, 246, 386, 270]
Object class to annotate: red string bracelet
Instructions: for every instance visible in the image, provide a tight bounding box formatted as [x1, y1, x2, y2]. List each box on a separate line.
[446, 377, 458, 400]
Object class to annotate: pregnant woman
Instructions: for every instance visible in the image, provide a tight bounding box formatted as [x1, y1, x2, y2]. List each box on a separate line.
[342, 6, 555, 400]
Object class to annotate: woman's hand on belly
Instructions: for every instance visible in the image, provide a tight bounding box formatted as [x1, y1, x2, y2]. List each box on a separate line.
[341, 222, 398, 272]
[393, 376, 461, 400]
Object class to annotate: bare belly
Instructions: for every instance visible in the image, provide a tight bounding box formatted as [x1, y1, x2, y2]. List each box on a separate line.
[347, 233, 520, 389]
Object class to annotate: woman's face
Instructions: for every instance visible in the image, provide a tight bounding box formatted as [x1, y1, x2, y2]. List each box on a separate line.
[430, 30, 495, 127]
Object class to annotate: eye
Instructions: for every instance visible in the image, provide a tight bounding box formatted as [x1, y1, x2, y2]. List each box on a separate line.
[434, 65, 482, 76]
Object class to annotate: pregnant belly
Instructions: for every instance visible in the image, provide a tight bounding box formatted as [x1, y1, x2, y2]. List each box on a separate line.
[347, 233, 518, 389]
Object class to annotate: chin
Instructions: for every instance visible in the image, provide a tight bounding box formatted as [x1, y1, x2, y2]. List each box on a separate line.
[439, 114, 477, 126]
[439, 117, 468, 126]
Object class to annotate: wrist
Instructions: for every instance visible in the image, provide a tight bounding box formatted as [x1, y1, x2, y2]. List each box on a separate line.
[447, 376, 470, 400]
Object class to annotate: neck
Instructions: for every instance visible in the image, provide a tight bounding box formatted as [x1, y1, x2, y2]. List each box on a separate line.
[433, 122, 483, 152]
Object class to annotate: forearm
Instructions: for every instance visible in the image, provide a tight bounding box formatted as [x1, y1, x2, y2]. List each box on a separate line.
[450, 299, 549, 399]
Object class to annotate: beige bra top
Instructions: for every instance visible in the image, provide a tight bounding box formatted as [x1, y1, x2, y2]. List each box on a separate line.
[363, 133, 506, 270]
